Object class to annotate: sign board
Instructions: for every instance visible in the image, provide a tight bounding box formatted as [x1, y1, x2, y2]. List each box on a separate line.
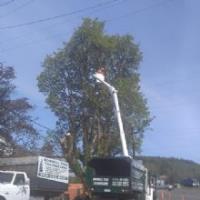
[37, 156, 69, 184]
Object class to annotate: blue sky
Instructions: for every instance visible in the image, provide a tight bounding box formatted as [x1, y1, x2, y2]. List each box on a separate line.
[0, 0, 200, 162]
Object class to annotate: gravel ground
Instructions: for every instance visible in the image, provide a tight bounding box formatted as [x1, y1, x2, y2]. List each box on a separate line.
[157, 187, 200, 200]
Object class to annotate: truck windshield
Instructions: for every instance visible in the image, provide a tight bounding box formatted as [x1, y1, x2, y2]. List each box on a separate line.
[0, 172, 13, 183]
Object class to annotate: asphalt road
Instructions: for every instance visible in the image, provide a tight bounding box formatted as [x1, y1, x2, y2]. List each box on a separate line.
[157, 188, 200, 200]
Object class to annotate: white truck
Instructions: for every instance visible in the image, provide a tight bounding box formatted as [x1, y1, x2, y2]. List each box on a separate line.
[0, 170, 30, 200]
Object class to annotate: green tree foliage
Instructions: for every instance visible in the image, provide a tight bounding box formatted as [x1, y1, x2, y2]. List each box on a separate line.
[38, 18, 151, 190]
[0, 64, 37, 155]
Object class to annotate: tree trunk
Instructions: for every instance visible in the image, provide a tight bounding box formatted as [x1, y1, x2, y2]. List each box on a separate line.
[60, 135, 92, 199]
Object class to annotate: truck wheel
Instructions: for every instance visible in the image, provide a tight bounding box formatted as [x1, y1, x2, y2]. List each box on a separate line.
[0, 196, 6, 200]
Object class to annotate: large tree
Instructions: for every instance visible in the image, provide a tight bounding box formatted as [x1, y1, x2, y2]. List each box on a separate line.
[0, 64, 37, 156]
[38, 18, 151, 193]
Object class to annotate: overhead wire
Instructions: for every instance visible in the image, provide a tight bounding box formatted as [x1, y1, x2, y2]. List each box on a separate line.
[0, 0, 35, 19]
[0, 0, 125, 48]
[0, 0, 124, 48]
[107, 0, 172, 23]
[0, 0, 182, 131]
[2, 2, 187, 115]
[0, 0, 127, 53]
[0, 0, 122, 30]
[0, 0, 15, 7]
[0, 0, 191, 118]
[30, 119, 52, 131]
[0, 0, 172, 53]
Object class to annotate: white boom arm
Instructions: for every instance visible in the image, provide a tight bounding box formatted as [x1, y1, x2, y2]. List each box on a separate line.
[94, 73, 129, 157]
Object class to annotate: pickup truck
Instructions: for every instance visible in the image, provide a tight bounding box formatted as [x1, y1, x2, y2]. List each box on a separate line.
[0, 170, 30, 200]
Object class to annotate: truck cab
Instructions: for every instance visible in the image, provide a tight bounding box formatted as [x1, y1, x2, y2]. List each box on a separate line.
[0, 171, 30, 200]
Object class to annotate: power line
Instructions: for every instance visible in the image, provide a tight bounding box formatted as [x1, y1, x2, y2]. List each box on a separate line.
[0, 0, 187, 119]
[0, 0, 173, 53]
[31, 119, 52, 131]
[0, 0, 121, 30]
[0, 0, 124, 47]
[0, 29, 70, 54]
[0, 0, 176, 53]
[0, 0, 15, 7]
[0, 0, 35, 19]
[107, 0, 172, 23]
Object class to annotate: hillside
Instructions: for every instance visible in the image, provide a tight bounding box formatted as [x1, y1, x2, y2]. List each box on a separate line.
[138, 156, 200, 183]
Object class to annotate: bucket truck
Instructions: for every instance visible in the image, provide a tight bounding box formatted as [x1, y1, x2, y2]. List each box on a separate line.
[86, 69, 156, 200]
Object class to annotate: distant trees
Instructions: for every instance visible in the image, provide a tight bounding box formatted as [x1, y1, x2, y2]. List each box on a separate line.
[141, 156, 200, 183]
[0, 64, 37, 156]
[38, 18, 151, 192]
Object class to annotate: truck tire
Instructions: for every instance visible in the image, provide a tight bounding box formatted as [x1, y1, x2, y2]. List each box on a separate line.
[0, 196, 6, 200]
